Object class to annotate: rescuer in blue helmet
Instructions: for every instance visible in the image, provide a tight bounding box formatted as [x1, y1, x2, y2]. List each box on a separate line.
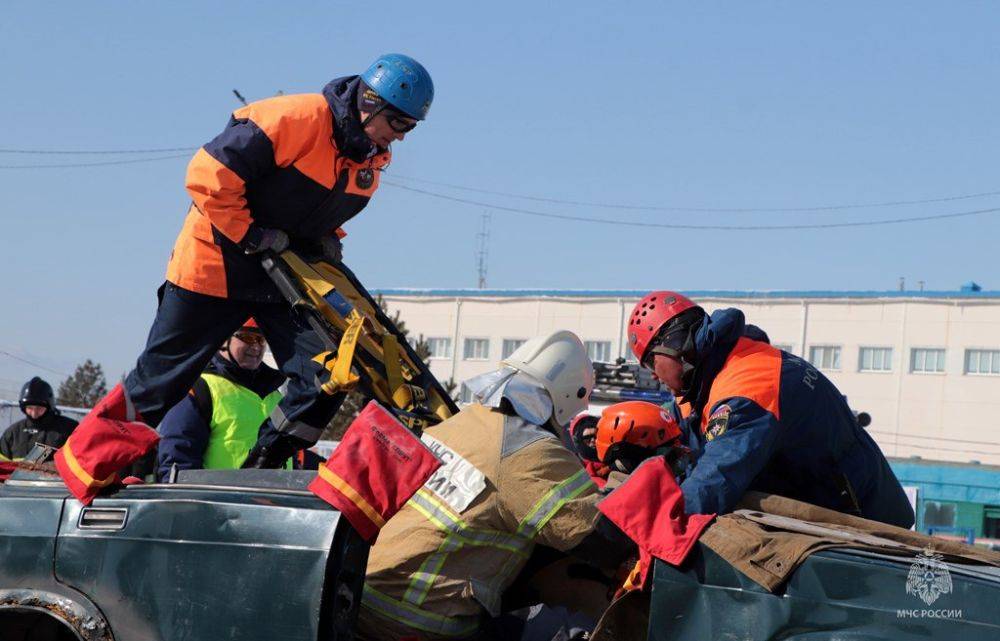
[359, 53, 434, 122]
[53, 54, 439, 499]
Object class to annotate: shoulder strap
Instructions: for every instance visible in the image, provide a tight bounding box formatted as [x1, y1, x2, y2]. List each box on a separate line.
[189, 376, 214, 422]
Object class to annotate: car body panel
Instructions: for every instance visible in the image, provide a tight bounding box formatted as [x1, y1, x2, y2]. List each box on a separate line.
[0, 469, 368, 641]
[648, 544, 1000, 641]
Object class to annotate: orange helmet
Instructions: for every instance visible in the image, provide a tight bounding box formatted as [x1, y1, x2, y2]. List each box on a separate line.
[238, 318, 262, 334]
[226, 319, 264, 349]
[596, 401, 682, 472]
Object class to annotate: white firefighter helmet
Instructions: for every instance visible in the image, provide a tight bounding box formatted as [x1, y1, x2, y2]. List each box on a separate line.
[502, 330, 595, 426]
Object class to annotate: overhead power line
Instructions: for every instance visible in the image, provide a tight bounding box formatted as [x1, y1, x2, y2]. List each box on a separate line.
[875, 438, 1000, 458]
[868, 429, 1000, 449]
[4, 144, 1000, 222]
[0, 153, 192, 169]
[0, 351, 69, 377]
[0, 146, 197, 155]
[391, 174, 1000, 213]
[382, 180, 1000, 231]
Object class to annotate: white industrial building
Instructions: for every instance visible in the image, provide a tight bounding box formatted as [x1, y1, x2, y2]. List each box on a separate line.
[378, 287, 1000, 466]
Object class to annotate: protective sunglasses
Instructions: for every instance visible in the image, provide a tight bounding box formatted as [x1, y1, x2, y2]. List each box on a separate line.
[385, 112, 418, 133]
[233, 332, 266, 346]
[642, 328, 688, 369]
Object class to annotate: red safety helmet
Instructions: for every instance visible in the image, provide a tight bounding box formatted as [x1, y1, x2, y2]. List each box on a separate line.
[627, 291, 699, 363]
[595, 401, 682, 467]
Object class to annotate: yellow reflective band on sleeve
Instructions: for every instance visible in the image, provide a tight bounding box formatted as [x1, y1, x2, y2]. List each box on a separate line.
[401, 488, 532, 608]
[517, 468, 595, 538]
[61, 442, 117, 489]
[316, 465, 386, 529]
[403, 534, 464, 606]
[362, 584, 480, 638]
[410, 489, 531, 555]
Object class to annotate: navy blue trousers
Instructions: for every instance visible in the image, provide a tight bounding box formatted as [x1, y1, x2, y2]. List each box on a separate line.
[124, 282, 343, 443]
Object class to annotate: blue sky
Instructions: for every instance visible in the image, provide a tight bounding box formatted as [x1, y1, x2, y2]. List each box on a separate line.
[1, 1, 998, 392]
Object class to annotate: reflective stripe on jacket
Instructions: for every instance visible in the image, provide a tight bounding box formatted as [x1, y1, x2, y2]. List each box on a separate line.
[200, 373, 281, 469]
[360, 404, 600, 638]
[166, 76, 390, 301]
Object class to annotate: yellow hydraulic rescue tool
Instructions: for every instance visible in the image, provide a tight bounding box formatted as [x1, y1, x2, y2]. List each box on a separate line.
[261, 251, 458, 433]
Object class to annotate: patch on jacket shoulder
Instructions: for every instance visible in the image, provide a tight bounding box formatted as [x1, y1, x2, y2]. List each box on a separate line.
[355, 168, 374, 189]
[705, 404, 731, 441]
[420, 433, 487, 513]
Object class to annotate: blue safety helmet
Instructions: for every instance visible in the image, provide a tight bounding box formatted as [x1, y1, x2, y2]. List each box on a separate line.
[361, 54, 434, 121]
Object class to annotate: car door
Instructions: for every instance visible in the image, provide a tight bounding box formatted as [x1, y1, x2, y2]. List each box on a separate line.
[54, 478, 354, 641]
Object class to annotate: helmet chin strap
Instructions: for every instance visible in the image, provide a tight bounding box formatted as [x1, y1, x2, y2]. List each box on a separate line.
[649, 320, 702, 399]
[360, 103, 387, 129]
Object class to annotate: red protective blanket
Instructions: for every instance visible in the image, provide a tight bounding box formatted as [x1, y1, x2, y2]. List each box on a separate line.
[309, 401, 441, 543]
[599, 456, 715, 587]
[55, 384, 159, 505]
[0, 461, 16, 483]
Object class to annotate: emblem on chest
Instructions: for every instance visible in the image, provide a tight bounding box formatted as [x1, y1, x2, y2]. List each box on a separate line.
[355, 168, 374, 190]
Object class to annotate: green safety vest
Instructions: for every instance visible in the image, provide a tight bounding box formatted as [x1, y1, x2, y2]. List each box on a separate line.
[200, 373, 284, 470]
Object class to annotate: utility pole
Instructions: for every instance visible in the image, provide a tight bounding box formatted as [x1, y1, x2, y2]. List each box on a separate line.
[475, 212, 491, 289]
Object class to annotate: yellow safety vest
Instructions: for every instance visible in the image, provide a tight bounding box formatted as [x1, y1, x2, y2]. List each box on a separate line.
[200, 373, 282, 470]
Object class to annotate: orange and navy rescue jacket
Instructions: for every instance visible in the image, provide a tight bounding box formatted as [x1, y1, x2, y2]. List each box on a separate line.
[166, 76, 390, 301]
[677, 309, 914, 528]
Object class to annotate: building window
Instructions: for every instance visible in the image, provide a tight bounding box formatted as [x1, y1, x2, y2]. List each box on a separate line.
[965, 349, 1000, 375]
[922, 501, 956, 529]
[859, 347, 892, 372]
[808, 345, 841, 370]
[773, 344, 794, 354]
[463, 338, 489, 360]
[911, 348, 945, 373]
[426, 337, 452, 359]
[984, 507, 1000, 539]
[501, 339, 526, 360]
[585, 340, 612, 363]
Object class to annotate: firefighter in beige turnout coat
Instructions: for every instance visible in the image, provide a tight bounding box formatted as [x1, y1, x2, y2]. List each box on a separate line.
[358, 331, 635, 640]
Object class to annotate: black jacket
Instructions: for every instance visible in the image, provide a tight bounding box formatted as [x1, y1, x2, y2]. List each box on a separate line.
[0, 410, 78, 460]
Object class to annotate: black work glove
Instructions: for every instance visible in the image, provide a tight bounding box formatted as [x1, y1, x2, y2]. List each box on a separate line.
[241, 431, 307, 469]
[320, 235, 343, 263]
[240, 227, 290, 255]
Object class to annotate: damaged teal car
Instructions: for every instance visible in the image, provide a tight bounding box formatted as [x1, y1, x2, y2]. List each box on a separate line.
[0, 466, 366, 641]
[3, 464, 1000, 641]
